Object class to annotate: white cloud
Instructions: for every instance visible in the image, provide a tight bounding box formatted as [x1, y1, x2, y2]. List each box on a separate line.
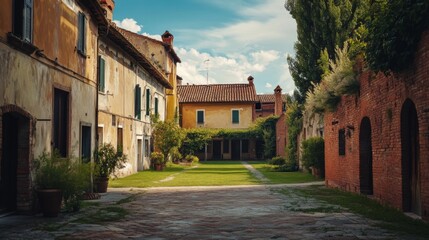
[265, 83, 272, 88]
[113, 18, 142, 33]
[176, 47, 279, 85]
[142, 33, 162, 41]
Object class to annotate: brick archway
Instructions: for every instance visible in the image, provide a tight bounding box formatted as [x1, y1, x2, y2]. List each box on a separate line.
[359, 117, 373, 195]
[401, 99, 421, 215]
[0, 105, 34, 212]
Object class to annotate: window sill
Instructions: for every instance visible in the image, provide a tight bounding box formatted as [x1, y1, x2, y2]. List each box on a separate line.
[77, 49, 87, 58]
[7, 32, 37, 55]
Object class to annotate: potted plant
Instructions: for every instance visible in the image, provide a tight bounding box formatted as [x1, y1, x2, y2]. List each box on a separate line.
[93, 143, 127, 193]
[34, 152, 90, 216]
[150, 152, 164, 171]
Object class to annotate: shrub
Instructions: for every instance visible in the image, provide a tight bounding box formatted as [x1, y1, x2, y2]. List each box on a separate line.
[301, 137, 325, 171]
[170, 147, 182, 163]
[150, 152, 164, 165]
[268, 156, 286, 166]
[185, 155, 199, 164]
[94, 143, 127, 178]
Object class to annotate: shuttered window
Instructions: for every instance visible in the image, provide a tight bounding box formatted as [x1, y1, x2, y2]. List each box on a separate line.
[197, 110, 204, 124]
[135, 85, 141, 119]
[13, 0, 33, 42]
[232, 110, 239, 124]
[154, 97, 159, 116]
[77, 12, 86, 54]
[146, 89, 150, 116]
[98, 56, 105, 92]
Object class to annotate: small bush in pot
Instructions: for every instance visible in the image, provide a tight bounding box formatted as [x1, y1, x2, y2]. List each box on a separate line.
[151, 152, 165, 170]
[93, 143, 127, 192]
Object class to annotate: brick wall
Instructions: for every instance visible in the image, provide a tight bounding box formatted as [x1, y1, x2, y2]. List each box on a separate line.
[324, 30, 429, 220]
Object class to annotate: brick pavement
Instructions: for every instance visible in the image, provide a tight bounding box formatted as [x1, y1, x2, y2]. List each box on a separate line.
[0, 183, 425, 239]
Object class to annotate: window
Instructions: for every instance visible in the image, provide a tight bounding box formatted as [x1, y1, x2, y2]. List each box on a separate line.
[98, 56, 105, 92]
[97, 126, 103, 146]
[223, 140, 229, 153]
[77, 12, 86, 54]
[255, 102, 262, 110]
[81, 125, 91, 163]
[112, 115, 116, 126]
[117, 127, 123, 155]
[196, 110, 204, 124]
[135, 85, 141, 119]
[13, 0, 33, 42]
[54, 88, 69, 157]
[242, 139, 249, 153]
[339, 129, 346, 156]
[232, 110, 240, 124]
[145, 89, 150, 116]
[144, 139, 149, 157]
[154, 97, 159, 116]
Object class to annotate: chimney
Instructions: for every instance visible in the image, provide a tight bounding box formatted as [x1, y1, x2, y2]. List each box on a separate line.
[274, 85, 283, 116]
[161, 31, 174, 46]
[177, 75, 183, 86]
[100, 0, 115, 21]
[247, 75, 254, 86]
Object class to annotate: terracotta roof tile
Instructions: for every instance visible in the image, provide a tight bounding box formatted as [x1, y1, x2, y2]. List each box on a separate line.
[257, 94, 288, 103]
[178, 84, 258, 103]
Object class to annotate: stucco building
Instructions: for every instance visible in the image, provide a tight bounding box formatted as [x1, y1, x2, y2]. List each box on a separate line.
[0, 0, 107, 213]
[324, 30, 429, 220]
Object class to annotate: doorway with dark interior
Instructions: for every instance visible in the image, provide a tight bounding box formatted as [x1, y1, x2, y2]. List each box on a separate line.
[359, 117, 373, 195]
[231, 140, 240, 160]
[212, 140, 222, 160]
[0, 111, 30, 213]
[401, 99, 421, 216]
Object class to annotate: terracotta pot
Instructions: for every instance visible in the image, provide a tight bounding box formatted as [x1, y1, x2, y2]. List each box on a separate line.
[94, 177, 109, 193]
[37, 189, 62, 217]
[154, 163, 164, 171]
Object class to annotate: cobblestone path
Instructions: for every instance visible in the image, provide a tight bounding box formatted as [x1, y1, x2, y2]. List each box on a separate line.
[0, 184, 424, 239]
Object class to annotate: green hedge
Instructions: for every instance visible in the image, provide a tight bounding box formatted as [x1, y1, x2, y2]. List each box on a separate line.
[301, 137, 325, 171]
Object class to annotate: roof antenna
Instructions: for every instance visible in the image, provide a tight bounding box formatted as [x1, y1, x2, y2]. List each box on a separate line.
[204, 59, 210, 84]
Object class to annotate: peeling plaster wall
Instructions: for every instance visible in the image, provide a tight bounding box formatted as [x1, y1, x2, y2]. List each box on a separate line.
[98, 39, 166, 176]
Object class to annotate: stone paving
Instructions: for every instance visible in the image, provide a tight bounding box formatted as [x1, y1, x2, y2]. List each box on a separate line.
[1, 183, 426, 240]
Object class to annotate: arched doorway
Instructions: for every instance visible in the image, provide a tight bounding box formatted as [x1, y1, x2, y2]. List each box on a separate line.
[0, 111, 30, 212]
[401, 99, 421, 215]
[359, 117, 373, 195]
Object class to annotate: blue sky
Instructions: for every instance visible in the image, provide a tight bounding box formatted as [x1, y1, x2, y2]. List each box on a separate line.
[113, 0, 297, 94]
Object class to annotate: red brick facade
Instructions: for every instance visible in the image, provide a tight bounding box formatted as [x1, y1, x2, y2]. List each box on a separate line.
[324, 31, 429, 220]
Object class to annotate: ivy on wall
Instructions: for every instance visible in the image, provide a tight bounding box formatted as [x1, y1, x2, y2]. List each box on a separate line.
[366, 0, 429, 73]
[181, 115, 280, 159]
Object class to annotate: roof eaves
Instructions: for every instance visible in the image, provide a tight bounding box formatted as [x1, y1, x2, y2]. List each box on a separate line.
[107, 24, 173, 89]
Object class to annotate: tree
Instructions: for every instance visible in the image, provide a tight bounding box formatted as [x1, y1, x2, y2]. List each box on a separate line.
[152, 119, 185, 164]
[285, 0, 368, 101]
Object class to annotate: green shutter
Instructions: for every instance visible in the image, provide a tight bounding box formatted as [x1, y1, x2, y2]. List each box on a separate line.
[232, 110, 239, 124]
[77, 12, 86, 54]
[98, 56, 105, 92]
[155, 97, 159, 116]
[135, 85, 141, 119]
[197, 111, 204, 124]
[146, 89, 150, 116]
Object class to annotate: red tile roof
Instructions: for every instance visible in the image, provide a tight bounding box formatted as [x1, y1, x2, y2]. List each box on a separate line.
[178, 84, 258, 103]
[119, 28, 181, 63]
[107, 23, 173, 89]
[257, 94, 288, 103]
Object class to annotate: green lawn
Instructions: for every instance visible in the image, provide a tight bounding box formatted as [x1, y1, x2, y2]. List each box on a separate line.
[248, 161, 320, 184]
[110, 161, 259, 188]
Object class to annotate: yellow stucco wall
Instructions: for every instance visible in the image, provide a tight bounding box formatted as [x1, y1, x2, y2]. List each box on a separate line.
[181, 103, 254, 129]
[0, 0, 99, 159]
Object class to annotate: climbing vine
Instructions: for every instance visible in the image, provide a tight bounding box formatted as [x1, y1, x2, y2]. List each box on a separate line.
[366, 0, 429, 73]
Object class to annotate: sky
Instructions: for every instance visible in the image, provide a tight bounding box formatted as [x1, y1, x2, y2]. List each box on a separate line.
[113, 0, 297, 94]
